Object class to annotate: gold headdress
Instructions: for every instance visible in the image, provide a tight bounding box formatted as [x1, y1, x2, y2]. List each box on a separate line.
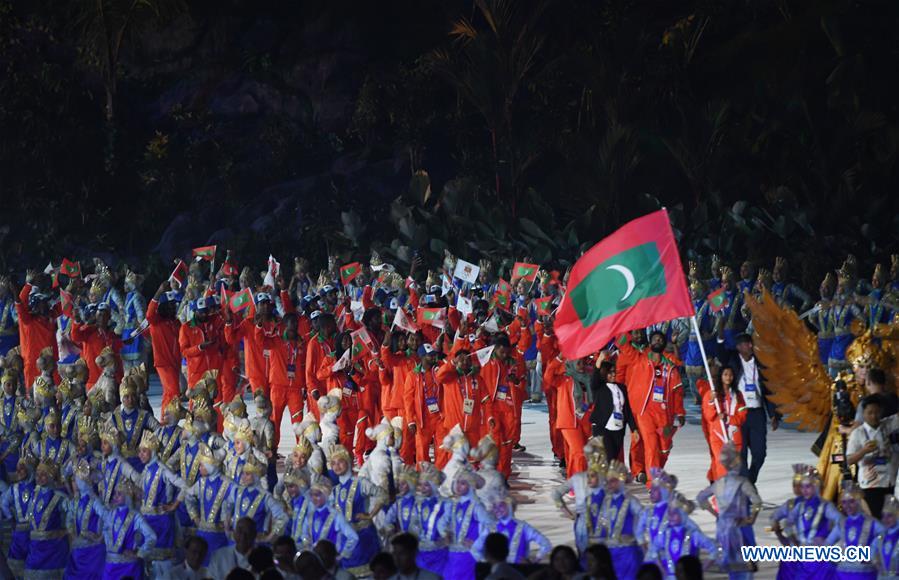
[397, 465, 419, 486]
[891, 254, 899, 280]
[34, 376, 55, 401]
[840, 481, 864, 502]
[16, 403, 39, 428]
[192, 399, 214, 424]
[872, 264, 885, 288]
[846, 331, 889, 369]
[310, 477, 333, 495]
[119, 376, 137, 399]
[425, 270, 439, 290]
[839, 255, 858, 286]
[43, 407, 60, 428]
[228, 394, 247, 418]
[798, 465, 821, 487]
[369, 251, 383, 269]
[710, 254, 722, 276]
[241, 455, 266, 477]
[470, 434, 499, 463]
[196, 443, 219, 466]
[74, 458, 92, 481]
[583, 436, 607, 472]
[688, 261, 700, 280]
[292, 436, 313, 460]
[56, 378, 73, 401]
[232, 419, 254, 444]
[649, 468, 678, 492]
[139, 430, 159, 451]
[164, 398, 184, 420]
[719, 265, 735, 284]
[99, 421, 122, 445]
[36, 459, 59, 482]
[668, 491, 696, 515]
[883, 495, 899, 517]
[253, 389, 271, 412]
[89, 278, 108, 302]
[71, 358, 89, 382]
[327, 444, 351, 466]
[689, 277, 705, 294]
[452, 465, 484, 489]
[418, 461, 446, 486]
[606, 459, 629, 481]
[773, 256, 788, 277]
[1, 368, 17, 386]
[756, 268, 772, 290]
[720, 441, 742, 472]
[282, 469, 310, 488]
[78, 416, 97, 442]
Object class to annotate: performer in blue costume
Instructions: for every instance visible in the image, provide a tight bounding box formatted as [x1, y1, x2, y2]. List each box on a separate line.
[825, 482, 881, 580]
[647, 492, 719, 579]
[600, 459, 645, 580]
[91, 477, 157, 580]
[282, 469, 312, 547]
[830, 262, 863, 377]
[328, 443, 388, 576]
[228, 455, 288, 543]
[298, 477, 359, 556]
[65, 458, 105, 580]
[184, 442, 234, 566]
[771, 257, 812, 312]
[25, 460, 71, 579]
[155, 398, 184, 466]
[444, 464, 493, 579]
[0, 369, 23, 480]
[0, 276, 18, 357]
[811, 273, 837, 367]
[696, 442, 761, 580]
[384, 462, 450, 574]
[97, 422, 141, 508]
[552, 437, 607, 557]
[637, 468, 678, 552]
[111, 371, 159, 473]
[477, 493, 552, 564]
[137, 429, 187, 577]
[872, 496, 899, 578]
[714, 267, 746, 356]
[0, 456, 36, 578]
[30, 408, 75, 465]
[119, 270, 148, 373]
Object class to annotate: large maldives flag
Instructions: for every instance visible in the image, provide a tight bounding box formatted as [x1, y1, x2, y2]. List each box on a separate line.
[556, 209, 694, 359]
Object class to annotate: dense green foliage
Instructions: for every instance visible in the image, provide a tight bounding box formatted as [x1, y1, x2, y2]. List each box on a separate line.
[2, 0, 898, 286]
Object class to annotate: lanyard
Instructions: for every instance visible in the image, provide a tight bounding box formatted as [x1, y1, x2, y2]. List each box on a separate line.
[607, 383, 623, 413]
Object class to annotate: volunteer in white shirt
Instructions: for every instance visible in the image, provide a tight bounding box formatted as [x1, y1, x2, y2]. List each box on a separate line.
[169, 535, 210, 580]
[730, 333, 779, 484]
[209, 516, 258, 579]
[848, 394, 896, 518]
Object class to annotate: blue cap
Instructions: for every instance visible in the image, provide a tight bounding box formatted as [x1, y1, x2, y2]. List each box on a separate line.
[159, 291, 181, 304]
[195, 297, 210, 311]
[417, 344, 436, 357]
[255, 292, 272, 303]
[96, 302, 110, 312]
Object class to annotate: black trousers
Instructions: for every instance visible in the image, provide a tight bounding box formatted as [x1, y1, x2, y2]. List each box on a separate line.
[864, 487, 893, 519]
[740, 407, 768, 483]
[593, 427, 626, 463]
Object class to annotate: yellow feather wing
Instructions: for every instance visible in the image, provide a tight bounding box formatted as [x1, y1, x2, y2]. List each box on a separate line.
[745, 289, 831, 432]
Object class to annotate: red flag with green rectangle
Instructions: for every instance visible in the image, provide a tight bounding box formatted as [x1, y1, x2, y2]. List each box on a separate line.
[707, 287, 729, 313]
[511, 262, 539, 282]
[417, 307, 446, 329]
[493, 291, 511, 309]
[229, 288, 254, 313]
[496, 278, 511, 295]
[534, 296, 554, 315]
[61, 258, 81, 278]
[192, 245, 217, 261]
[555, 209, 694, 359]
[351, 327, 374, 357]
[169, 260, 188, 288]
[340, 262, 362, 285]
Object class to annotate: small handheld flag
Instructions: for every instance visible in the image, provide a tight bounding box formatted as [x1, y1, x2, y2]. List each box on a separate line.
[192, 245, 217, 262]
[417, 307, 446, 330]
[340, 262, 362, 285]
[534, 296, 554, 316]
[392, 308, 419, 333]
[473, 345, 495, 367]
[350, 327, 375, 357]
[707, 288, 730, 313]
[511, 262, 539, 283]
[169, 260, 188, 288]
[61, 258, 81, 278]
[453, 259, 480, 284]
[229, 288, 254, 313]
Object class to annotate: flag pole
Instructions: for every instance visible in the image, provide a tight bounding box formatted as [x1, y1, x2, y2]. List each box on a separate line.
[690, 314, 730, 442]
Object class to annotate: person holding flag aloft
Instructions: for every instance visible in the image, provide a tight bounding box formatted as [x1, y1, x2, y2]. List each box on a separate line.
[256, 310, 306, 446]
[305, 311, 338, 420]
[178, 296, 224, 388]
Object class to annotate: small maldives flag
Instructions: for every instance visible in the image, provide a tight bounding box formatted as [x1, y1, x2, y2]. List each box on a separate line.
[555, 209, 694, 359]
[493, 291, 511, 309]
[417, 307, 446, 329]
[169, 260, 188, 288]
[534, 296, 554, 315]
[61, 258, 81, 278]
[219, 285, 232, 313]
[511, 262, 539, 282]
[192, 245, 217, 261]
[350, 327, 374, 357]
[496, 278, 512, 295]
[707, 287, 730, 313]
[58, 288, 74, 318]
[340, 262, 362, 285]
[229, 288, 254, 313]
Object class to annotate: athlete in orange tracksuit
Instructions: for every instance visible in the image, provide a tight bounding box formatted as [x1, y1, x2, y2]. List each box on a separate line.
[258, 311, 306, 447]
[437, 348, 489, 446]
[147, 285, 182, 412]
[535, 319, 564, 463]
[70, 303, 124, 391]
[15, 282, 60, 390]
[615, 330, 647, 479]
[380, 329, 422, 464]
[404, 344, 448, 466]
[479, 334, 526, 478]
[178, 298, 224, 388]
[544, 355, 592, 477]
[304, 312, 338, 420]
[700, 365, 747, 481]
[503, 310, 532, 449]
[619, 331, 685, 483]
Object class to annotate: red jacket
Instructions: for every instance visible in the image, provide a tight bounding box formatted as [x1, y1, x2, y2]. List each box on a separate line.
[305, 334, 337, 398]
[16, 283, 60, 377]
[146, 299, 181, 369]
[437, 360, 489, 435]
[70, 323, 124, 386]
[620, 341, 685, 420]
[226, 316, 271, 388]
[403, 364, 444, 429]
[479, 354, 526, 413]
[178, 318, 224, 387]
[259, 326, 306, 389]
[544, 357, 590, 430]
